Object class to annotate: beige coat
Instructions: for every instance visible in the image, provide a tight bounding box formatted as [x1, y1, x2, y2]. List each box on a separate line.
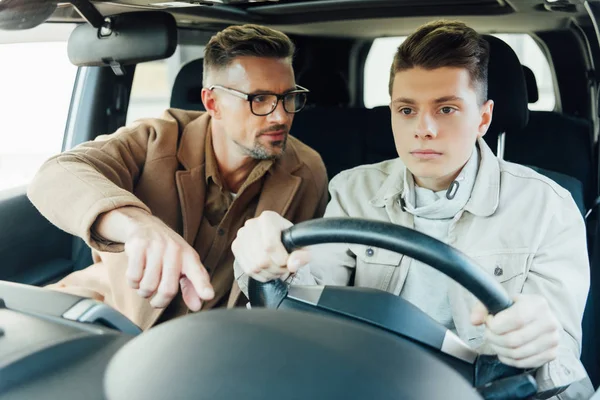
[27, 109, 328, 330]
[273, 138, 592, 398]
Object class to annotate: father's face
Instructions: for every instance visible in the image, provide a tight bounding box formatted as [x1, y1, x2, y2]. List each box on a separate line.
[390, 67, 494, 190]
[206, 56, 296, 160]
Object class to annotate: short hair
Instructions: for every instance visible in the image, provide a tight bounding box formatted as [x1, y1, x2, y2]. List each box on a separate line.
[203, 24, 295, 87]
[388, 20, 490, 104]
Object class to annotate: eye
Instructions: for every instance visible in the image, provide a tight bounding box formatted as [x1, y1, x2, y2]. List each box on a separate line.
[440, 106, 456, 114]
[252, 95, 270, 104]
[284, 92, 298, 101]
[398, 107, 413, 115]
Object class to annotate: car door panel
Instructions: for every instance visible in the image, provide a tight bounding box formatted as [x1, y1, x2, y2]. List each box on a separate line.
[0, 187, 74, 285]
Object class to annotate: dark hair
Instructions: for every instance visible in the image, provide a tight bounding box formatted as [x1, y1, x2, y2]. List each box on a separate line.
[389, 20, 489, 104]
[203, 24, 295, 86]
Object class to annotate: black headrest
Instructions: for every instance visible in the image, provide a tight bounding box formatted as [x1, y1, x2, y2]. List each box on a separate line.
[297, 67, 350, 108]
[522, 65, 539, 104]
[484, 35, 529, 136]
[170, 58, 205, 111]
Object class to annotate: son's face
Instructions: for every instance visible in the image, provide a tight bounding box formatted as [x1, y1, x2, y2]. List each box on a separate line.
[390, 67, 493, 191]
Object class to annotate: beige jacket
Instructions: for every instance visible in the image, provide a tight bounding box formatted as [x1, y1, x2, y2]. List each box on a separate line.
[282, 139, 592, 398]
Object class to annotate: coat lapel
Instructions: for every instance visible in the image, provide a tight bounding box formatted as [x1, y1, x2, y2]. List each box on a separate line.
[176, 168, 206, 245]
[174, 113, 211, 245]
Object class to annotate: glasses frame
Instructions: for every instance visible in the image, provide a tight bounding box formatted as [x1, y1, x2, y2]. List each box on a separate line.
[208, 84, 310, 116]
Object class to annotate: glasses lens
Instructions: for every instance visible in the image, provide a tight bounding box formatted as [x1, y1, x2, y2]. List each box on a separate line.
[251, 94, 278, 116]
[284, 92, 307, 113]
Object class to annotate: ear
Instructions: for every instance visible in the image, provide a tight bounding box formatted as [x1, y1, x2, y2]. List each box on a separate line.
[201, 88, 220, 119]
[477, 99, 494, 138]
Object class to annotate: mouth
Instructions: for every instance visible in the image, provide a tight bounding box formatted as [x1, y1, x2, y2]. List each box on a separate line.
[261, 130, 287, 141]
[410, 150, 443, 160]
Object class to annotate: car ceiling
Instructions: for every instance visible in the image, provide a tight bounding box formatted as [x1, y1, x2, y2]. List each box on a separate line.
[49, 0, 593, 37]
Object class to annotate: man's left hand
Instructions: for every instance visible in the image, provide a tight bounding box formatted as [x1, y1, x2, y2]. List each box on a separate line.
[471, 294, 561, 369]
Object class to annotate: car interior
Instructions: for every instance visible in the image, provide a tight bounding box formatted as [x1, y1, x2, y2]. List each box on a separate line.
[2, 0, 600, 398]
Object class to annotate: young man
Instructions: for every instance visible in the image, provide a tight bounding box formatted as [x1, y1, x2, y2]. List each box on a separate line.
[27, 24, 328, 330]
[232, 21, 592, 398]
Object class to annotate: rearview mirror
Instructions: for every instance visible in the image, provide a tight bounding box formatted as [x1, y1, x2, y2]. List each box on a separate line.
[67, 11, 177, 74]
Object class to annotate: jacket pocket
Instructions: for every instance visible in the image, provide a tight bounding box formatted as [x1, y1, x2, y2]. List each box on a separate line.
[349, 244, 403, 291]
[470, 250, 531, 296]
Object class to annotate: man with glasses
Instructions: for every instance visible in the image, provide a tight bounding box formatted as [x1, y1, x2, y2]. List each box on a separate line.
[27, 24, 328, 329]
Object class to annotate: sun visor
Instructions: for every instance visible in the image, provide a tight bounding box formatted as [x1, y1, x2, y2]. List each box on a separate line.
[67, 11, 177, 74]
[0, 1, 58, 30]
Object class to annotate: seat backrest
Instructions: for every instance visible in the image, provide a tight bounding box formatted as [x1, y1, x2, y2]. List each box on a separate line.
[363, 106, 396, 164]
[522, 65, 539, 104]
[511, 111, 593, 206]
[291, 66, 366, 179]
[517, 65, 594, 207]
[170, 59, 205, 111]
[483, 35, 530, 153]
[297, 67, 351, 108]
[483, 35, 586, 212]
[291, 107, 368, 180]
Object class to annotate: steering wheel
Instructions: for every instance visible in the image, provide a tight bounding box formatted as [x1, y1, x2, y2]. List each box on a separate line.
[245, 218, 541, 399]
[102, 218, 538, 400]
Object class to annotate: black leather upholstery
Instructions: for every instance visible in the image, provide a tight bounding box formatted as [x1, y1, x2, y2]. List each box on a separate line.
[481, 36, 587, 211]
[512, 112, 593, 206]
[522, 65, 539, 104]
[518, 65, 594, 206]
[170, 58, 205, 111]
[297, 67, 351, 108]
[484, 35, 529, 144]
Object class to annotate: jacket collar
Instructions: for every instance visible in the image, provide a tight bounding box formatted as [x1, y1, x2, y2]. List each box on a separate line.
[370, 138, 500, 217]
[177, 112, 210, 171]
[464, 138, 500, 217]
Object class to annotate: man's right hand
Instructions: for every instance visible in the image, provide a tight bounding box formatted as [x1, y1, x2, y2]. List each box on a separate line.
[232, 211, 311, 282]
[93, 207, 214, 311]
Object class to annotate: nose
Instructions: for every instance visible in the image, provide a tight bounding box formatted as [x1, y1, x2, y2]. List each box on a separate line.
[267, 99, 289, 124]
[415, 112, 438, 139]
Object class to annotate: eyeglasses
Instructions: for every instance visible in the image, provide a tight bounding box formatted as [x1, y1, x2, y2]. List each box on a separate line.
[208, 84, 309, 116]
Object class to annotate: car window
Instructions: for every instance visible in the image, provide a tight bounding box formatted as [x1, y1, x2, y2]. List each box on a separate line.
[364, 33, 556, 111]
[0, 23, 77, 193]
[127, 45, 205, 123]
